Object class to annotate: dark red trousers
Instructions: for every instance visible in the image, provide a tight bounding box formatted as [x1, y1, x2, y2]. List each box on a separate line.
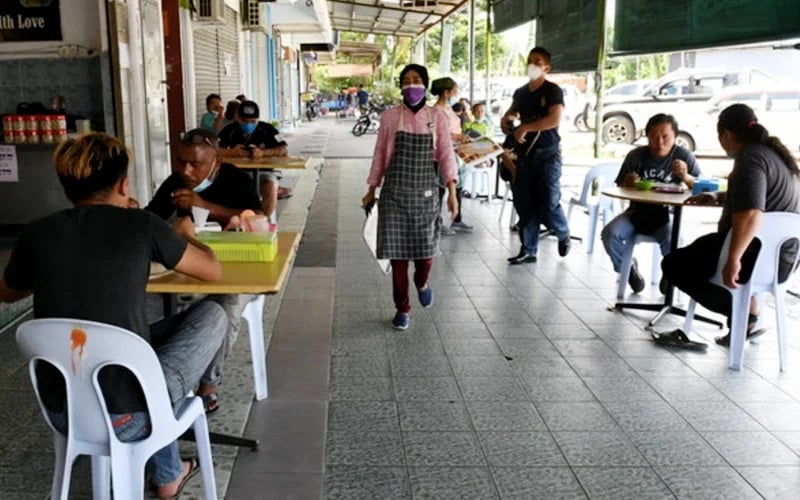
[391, 259, 433, 313]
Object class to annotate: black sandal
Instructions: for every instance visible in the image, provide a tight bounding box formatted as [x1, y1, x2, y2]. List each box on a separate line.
[715, 314, 766, 346]
[652, 329, 708, 351]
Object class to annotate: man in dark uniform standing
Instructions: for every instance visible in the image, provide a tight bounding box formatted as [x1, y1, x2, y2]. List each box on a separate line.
[502, 47, 571, 264]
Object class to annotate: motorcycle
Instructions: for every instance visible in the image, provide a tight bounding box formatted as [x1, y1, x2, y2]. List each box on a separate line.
[352, 101, 385, 136]
[305, 99, 320, 121]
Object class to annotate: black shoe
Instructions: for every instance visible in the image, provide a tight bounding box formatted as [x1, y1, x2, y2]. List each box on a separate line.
[510, 223, 520, 232]
[558, 236, 571, 257]
[508, 252, 537, 265]
[659, 276, 669, 295]
[628, 258, 645, 293]
[715, 328, 767, 346]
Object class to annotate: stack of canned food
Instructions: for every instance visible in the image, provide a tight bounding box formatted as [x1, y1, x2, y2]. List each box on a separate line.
[1, 114, 68, 144]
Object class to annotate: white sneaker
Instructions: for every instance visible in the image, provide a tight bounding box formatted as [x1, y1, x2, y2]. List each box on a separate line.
[441, 226, 457, 235]
[451, 221, 474, 232]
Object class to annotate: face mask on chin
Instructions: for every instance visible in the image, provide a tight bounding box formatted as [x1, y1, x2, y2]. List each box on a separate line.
[193, 163, 217, 193]
[527, 64, 543, 81]
[402, 84, 426, 106]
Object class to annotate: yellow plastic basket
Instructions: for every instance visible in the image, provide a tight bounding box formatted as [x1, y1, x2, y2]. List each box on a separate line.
[197, 231, 278, 262]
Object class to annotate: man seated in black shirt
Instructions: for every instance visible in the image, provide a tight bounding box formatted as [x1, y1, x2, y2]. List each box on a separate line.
[146, 128, 263, 414]
[217, 100, 289, 220]
[0, 133, 227, 498]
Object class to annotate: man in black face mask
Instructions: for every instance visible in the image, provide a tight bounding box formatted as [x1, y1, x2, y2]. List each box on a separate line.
[217, 100, 289, 220]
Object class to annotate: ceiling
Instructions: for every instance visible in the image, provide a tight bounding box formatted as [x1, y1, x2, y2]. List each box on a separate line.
[327, 0, 469, 38]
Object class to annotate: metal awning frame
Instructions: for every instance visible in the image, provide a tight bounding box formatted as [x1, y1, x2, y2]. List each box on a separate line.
[327, 0, 470, 39]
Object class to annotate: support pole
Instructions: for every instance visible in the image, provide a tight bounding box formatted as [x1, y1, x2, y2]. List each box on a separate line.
[593, 0, 608, 158]
[468, 0, 475, 103]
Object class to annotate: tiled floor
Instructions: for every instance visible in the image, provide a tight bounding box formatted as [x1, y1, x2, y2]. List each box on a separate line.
[3, 117, 800, 499]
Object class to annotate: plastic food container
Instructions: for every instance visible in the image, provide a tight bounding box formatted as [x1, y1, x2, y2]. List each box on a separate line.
[197, 231, 278, 262]
[633, 179, 654, 191]
[692, 178, 721, 196]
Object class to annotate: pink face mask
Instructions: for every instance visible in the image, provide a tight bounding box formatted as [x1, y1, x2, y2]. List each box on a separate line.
[402, 84, 426, 106]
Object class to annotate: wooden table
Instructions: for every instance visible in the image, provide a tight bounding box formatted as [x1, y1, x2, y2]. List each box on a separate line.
[602, 187, 722, 328]
[228, 156, 310, 191]
[147, 231, 300, 398]
[228, 156, 311, 170]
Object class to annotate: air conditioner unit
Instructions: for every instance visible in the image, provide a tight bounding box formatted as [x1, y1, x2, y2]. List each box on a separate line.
[195, 0, 225, 25]
[245, 0, 267, 33]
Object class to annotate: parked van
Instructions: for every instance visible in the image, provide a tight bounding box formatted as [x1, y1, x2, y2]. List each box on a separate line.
[599, 67, 776, 145]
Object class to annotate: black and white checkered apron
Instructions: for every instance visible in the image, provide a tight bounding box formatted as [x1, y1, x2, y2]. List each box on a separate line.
[377, 108, 441, 260]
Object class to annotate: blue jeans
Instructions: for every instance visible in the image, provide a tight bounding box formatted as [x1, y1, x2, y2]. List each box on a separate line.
[201, 294, 255, 387]
[601, 211, 671, 272]
[48, 300, 227, 486]
[512, 145, 570, 254]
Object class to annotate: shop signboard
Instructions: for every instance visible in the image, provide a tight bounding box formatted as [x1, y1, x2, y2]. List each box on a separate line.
[0, 0, 62, 42]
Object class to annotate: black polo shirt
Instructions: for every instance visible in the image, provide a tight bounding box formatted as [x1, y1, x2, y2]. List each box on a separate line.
[217, 121, 287, 150]
[509, 80, 564, 150]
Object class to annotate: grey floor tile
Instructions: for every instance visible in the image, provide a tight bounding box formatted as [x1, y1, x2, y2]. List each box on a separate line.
[602, 400, 690, 432]
[654, 466, 762, 500]
[456, 376, 529, 401]
[537, 402, 620, 431]
[390, 355, 453, 377]
[466, 401, 546, 431]
[394, 377, 461, 401]
[538, 322, 598, 340]
[520, 376, 597, 402]
[566, 357, 637, 378]
[510, 356, 578, 378]
[407, 467, 499, 500]
[625, 357, 699, 379]
[330, 355, 391, 378]
[398, 401, 471, 431]
[646, 376, 728, 402]
[329, 376, 393, 401]
[582, 376, 662, 401]
[737, 401, 800, 431]
[490, 466, 587, 500]
[327, 401, 399, 432]
[449, 356, 515, 378]
[324, 466, 409, 500]
[487, 323, 546, 339]
[604, 339, 682, 358]
[551, 339, 620, 358]
[331, 336, 387, 357]
[326, 431, 405, 466]
[478, 431, 567, 466]
[572, 466, 674, 500]
[628, 430, 726, 466]
[403, 431, 485, 466]
[774, 431, 800, 455]
[480, 309, 536, 325]
[495, 338, 561, 358]
[553, 431, 648, 466]
[245, 400, 327, 436]
[442, 338, 503, 357]
[737, 465, 800, 500]
[671, 401, 765, 431]
[701, 431, 800, 465]
[707, 377, 795, 403]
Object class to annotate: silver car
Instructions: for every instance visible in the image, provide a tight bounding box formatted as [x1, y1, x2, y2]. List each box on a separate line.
[674, 84, 800, 154]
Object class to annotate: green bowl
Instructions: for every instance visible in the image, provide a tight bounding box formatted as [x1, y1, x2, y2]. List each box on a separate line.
[634, 179, 654, 191]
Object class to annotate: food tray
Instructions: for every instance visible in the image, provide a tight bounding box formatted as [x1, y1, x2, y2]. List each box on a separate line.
[197, 231, 277, 262]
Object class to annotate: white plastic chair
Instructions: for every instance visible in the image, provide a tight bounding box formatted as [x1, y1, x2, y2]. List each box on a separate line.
[498, 180, 517, 227]
[617, 234, 663, 299]
[16, 318, 218, 500]
[566, 162, 621, 254]
[683, 212, 800, 371]
[243, 294, 268, 400]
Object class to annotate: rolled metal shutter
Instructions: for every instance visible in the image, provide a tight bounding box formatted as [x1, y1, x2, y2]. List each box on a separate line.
[193, 5, 242, 126]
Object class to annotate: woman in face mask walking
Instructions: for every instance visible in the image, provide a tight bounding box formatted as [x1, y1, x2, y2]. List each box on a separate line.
[362, 64, 459, 330]
[431, 77, 473, 234]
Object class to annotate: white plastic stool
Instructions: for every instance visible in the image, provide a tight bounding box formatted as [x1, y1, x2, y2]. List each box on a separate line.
[243, 294, 269, 400]
[498, 181, 517, 227]
[617, 234, 662, 299]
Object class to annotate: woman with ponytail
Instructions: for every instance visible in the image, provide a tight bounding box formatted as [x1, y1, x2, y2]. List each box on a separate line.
[659, 103, 800, 348]
[362, 64, 459, 331]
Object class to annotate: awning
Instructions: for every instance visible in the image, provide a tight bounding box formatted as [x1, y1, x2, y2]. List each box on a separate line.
[327, 0, 469, 38]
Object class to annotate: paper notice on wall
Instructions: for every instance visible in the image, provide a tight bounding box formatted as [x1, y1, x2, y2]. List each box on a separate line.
[0, 145, 19, 182]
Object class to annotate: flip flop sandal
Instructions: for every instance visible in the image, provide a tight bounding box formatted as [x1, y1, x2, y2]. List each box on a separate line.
[652, 329, 708, 351]
[201, 393, 219, 414]
[157, 457, 200, 500]
[715, 328, 768, 346]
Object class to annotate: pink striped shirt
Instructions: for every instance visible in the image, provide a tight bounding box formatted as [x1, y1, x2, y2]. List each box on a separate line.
[367, 105, 458, 187]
